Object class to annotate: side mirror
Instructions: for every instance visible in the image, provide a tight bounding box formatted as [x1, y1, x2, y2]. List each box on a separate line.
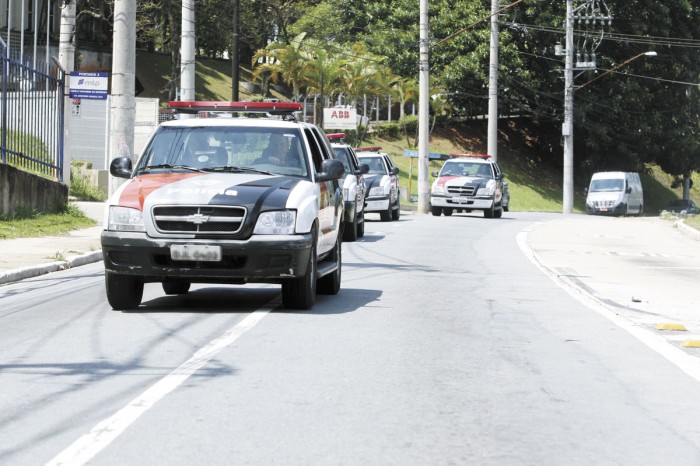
[390, 167, 399, 176]
[317, 159, 345, 182]
[110, 157, 133, 179]
[357, 163, 369, 175]
[431, 171, 439, 177]
[626, 186, 632, 194]
[584, 188, 588, 195]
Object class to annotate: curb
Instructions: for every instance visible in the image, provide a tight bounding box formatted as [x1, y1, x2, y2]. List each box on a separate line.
[675, 219, 700, 241]
[0, 250, 103, 285]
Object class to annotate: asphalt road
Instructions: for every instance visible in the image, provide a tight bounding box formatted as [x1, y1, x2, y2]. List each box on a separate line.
[2, 211, 700, 465]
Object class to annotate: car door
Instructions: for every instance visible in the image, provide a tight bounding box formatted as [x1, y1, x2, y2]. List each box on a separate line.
[306, 127, 342, 252]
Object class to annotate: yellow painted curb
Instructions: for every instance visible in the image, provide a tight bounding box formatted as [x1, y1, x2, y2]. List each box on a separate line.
[656, 323, 687, 331]
[681, 340, 700, 348]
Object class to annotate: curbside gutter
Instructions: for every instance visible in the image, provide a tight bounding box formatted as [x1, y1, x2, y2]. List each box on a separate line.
[675, 219, 700, 241]
[0, 251, 103, 285]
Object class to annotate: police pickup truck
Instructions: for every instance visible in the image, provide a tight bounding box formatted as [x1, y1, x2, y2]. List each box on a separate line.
[101, 101, 345, 310]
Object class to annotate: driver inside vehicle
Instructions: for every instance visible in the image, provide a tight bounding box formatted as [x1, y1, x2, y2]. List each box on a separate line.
[258, 133, 289, 165]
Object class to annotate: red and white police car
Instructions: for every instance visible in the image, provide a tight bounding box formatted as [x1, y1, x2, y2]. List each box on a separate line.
[101, 101, 345, 310]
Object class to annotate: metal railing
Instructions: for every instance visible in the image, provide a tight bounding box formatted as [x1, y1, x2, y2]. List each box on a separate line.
[0, 37, 65, 181]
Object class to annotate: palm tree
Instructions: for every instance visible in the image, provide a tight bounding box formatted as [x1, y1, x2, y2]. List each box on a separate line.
[299, 40, 345, 127]
[252, 32, 309, 101]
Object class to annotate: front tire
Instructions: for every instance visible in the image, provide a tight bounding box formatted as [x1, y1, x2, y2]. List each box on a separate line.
[391, 201, 400, 220]
[357, 211, 365, 238]
[106, 272, 144, 310]
[431, 206, 442, 216]
[282, 231, 317, 310]
[318, 235, 342, 295]
[343, 214, 358, 242]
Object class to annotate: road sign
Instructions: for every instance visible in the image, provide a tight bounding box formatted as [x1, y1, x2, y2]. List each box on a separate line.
[69, 72, 109, 100]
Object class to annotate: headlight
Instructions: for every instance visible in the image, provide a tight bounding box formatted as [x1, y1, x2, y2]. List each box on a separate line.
[254, 210, 296, 234]
[108, 206, 145, 232]
[477, 180, 497, 196]
[432, 184, 444, 195]
[369, 186, 384, 197]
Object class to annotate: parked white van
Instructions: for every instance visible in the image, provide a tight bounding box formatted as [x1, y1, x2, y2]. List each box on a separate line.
[585, 171, 643, 216]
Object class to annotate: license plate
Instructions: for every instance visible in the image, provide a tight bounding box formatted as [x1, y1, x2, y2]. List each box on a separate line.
[452, 197, 472, 204]
[170, 245, 222, 262]
[599, 208, 608, 212]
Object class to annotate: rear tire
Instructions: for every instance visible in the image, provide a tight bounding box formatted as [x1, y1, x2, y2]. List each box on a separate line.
[162, 281, 191, 295]
[318, 235, 342, 295]
[443, 208, 453, 217]
[282, 231, 317, 310]
[106, 272, 144, 310]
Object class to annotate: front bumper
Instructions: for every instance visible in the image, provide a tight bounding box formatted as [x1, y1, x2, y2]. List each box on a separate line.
[430, 195, 494, 210]
[101, 230, 313, 282]
[364, 196, 390, 212]
[586, 203, 625, 216]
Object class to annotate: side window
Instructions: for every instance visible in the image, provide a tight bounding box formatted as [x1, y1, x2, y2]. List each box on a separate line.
[303, 128, 324, 172]
[311, 127, 334, 161]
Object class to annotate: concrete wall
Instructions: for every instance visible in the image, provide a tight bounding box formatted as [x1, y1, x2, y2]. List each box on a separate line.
[0, 164, 68, 215]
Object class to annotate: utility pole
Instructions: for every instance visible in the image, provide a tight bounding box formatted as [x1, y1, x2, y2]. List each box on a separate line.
[109, 0, 136, 196]
[59, 0, 76, 185]
[417, 0, 430, 214]
[231, 0, 239, 101]
[180, 0, 196, 102]
[562, 0, 574, 213]
[487, 0, 499, 162]
[561, 0, 610, 213]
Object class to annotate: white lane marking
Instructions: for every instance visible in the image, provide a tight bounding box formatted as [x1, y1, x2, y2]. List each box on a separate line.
[517, 226, 700, 383]
[46, 309, 270, 466]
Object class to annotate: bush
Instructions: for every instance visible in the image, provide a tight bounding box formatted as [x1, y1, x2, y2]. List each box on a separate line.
[399, 115, 418, 135]
[374, 122, 401, 139]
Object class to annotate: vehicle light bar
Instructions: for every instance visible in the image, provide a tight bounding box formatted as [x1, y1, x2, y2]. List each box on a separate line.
[354, 146, 382, 152]
[448, 153, 491, 159]
[167, 101, 303, 115]
[326, 133, 346, 140]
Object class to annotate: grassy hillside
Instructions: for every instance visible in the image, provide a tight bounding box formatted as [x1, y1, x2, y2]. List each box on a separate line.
[135, 52, 696, 215]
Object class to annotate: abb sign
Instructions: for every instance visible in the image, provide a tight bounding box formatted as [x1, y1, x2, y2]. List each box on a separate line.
[323, 107, 357, 130]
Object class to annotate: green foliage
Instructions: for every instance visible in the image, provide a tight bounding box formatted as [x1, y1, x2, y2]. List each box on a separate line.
[69, 168, 106, 202]
[0, 204, 94, 240]
[374, 122, 401, 139]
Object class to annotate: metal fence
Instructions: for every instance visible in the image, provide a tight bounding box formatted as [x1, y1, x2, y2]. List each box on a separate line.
[0, 37, 65, 182]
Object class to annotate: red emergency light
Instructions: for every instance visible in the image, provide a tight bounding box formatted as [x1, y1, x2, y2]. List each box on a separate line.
[167, 101, 303, 115]
[448, 153, 491, 159]
[326, 133, 346, 140]
[354, 146, 382, 152]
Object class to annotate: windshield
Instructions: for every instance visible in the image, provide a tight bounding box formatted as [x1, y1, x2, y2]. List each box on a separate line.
[359, 156, 386, 175]
[332, 147, 354, 173]
[136, 126, 309, 178]
[440, 162, 491, 178]
[590, 179, 624, 192]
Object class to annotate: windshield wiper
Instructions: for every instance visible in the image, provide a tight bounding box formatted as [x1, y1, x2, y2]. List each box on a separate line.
[202, 165, 274, 175]
[138, 164, 204, 174]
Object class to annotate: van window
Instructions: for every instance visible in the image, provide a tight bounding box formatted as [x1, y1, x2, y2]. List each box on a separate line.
[590, 179, 624, 192]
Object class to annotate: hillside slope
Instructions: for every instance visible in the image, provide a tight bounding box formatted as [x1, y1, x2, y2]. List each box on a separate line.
[135, 52, 692, 215]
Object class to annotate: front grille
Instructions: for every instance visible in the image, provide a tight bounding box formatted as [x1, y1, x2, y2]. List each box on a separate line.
[592, 200, 615, 208]
[152, 205, 246, 235]
[447, 185, 477, 196]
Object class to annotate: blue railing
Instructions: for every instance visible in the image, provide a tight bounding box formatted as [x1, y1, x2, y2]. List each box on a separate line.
[0, 37, 65, 181]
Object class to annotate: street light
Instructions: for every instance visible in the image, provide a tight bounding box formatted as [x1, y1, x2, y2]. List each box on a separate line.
[577, 51, 657, 91]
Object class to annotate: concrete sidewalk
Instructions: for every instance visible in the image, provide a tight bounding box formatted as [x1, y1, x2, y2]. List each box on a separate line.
[0, 202, 104, 285]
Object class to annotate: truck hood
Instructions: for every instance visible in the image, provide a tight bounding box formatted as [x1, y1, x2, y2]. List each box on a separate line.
[435, 175, 487, 188]
[112, 172, 302, 212]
